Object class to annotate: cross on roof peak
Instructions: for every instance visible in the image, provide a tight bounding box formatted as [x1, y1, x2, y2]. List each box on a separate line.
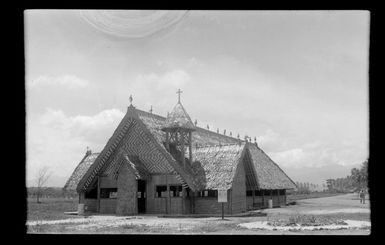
[177, 89, 183, 103]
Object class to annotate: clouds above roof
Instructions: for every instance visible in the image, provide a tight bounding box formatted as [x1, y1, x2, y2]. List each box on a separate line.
[28, 75, 90, 90]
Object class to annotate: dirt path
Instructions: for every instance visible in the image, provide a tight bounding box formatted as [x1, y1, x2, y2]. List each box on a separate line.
[263, 193, 370, 216]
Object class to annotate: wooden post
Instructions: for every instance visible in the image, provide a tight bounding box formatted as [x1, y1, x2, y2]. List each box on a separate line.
[229, 189, 232, 215]
[97, 176, 100, 212]
[252, 188, 255, 210]
[182, 187, 185, 214]
[222, 203, 224, 220]
[165, 174, 168, 214]
[192, 191, 195, 214]
[165, 132, 170, 151]
[181, 131, 185, 168]
[188, 131, 193, 165]
[262, 190, 265, 208]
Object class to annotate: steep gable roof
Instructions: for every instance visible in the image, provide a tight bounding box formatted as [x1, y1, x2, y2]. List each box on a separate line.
[63, 152, 99, 191]
[137, 108, 296, 190]
[191, 144, 245, 190]
[72, 105, 296, 192]
[248, 144, 297, 190]
[76, 106, 198, 192]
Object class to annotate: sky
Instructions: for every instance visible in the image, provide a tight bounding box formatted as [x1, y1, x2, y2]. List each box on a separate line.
[25, 10, 369, 187]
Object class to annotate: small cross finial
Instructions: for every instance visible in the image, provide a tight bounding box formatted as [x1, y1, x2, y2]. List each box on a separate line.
[230, 132, 232, 137]
[129, 95, 133, 106]
[223, 129, 226, 135]
[194, 119, 197, 126]
[207, 124, 209, 130]
[149, 105, 153, 114]
[254, 137, 257, 143]
[177, 89, 183, 103]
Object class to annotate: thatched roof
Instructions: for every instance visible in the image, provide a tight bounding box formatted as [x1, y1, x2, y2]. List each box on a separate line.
[71, 105, 296, 192]
[63, 152, 99, 191]
[190, 144, 245, 190]
[161, 102, 195, 131]
[137, 108, 296, 190]
[248, 144, 297, 189]
[137, 109, 240, 147]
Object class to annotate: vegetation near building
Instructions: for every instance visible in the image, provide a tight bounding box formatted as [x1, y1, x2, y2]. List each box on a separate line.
[325, 160, 368, 193]
[64, 91, 297, 215]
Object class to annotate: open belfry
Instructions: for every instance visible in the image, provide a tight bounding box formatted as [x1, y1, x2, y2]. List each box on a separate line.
[64, 90, 296, 215]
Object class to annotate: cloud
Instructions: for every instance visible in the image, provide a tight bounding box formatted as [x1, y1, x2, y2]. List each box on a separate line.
[27, 108, 126, 186]
[28, 75, 89, 89]
[268, 140, 367, 169]
[39, 108, 124, 143]
[135, 69, 191, 90]
[125, 69, 191, 112]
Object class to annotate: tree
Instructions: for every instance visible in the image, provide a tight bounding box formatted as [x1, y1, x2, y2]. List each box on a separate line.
[351, 160, 368, 190]
[35, 166, 51, 203]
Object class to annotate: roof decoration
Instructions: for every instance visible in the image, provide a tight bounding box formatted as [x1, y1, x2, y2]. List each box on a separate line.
[161, 89, 196, 132]
[129, 94, 133, 106]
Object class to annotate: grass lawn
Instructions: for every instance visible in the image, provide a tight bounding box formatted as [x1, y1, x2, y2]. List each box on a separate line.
[26, 193, 346, 222]
[27, 197, 78, 221]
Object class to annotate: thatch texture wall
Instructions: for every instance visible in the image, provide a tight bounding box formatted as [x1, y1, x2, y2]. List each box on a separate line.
[231, 161, 247, 214]
[116, 164, 137, 215]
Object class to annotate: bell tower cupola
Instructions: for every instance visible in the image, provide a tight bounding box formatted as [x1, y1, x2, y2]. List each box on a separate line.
[161, 89, 195, 168]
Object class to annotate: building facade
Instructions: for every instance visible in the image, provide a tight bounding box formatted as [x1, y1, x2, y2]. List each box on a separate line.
[64, 94, 297, 215]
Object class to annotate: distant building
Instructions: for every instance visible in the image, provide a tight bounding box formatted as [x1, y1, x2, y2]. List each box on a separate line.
[64, 92, 296, 215]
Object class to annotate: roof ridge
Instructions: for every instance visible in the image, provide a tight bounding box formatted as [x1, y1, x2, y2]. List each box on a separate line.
[134, 106, 244, 142]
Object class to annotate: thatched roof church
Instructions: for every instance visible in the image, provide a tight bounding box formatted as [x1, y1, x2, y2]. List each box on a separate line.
[64, 91, 296, 215]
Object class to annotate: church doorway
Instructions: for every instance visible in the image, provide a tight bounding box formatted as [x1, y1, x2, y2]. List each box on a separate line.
[137, 179, 146, 213]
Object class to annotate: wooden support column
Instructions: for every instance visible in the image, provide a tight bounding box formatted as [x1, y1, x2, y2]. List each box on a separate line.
[262, 190, 265, 208]
[165, 132, 170, 151]
[229, 189, 232, 215]
[181, 131, 185, 168]
[188, 131, 193, 165]
[192, 191, 195, 214]
[182, 187, 185, 214]
[96, 176, 100, 212]
[165, 174, 169, 214]
[252, 188, 255, 209]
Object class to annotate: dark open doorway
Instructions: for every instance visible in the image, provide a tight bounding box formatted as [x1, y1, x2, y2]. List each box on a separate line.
[137, 179, 146, 213]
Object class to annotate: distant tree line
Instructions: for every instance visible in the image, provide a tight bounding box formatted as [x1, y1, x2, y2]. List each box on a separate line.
[325, 160, 368, 193]
[294, 182, 326, 194]
[27, 187, 78, 199]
